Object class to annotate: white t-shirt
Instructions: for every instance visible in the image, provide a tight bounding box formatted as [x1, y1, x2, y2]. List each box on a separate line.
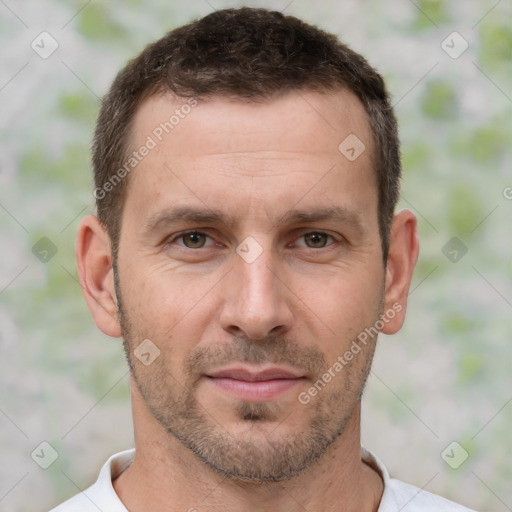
[49, 448, 477, 511]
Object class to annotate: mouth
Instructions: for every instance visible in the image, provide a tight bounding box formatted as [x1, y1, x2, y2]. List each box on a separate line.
[205, 366, 307, 402]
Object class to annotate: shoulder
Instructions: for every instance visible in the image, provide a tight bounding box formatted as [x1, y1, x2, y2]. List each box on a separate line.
[47, 449, 135, 512]
[361, 447, 478, 512]
[49, 491, 99, 512]
[381, 478, 478, 512]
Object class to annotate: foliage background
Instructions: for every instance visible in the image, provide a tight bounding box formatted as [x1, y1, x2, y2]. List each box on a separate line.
[0, 0, 510, 510]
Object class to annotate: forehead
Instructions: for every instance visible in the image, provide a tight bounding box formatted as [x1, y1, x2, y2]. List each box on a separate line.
[123, 89, 377, 228]
[129, 88, 373, 162]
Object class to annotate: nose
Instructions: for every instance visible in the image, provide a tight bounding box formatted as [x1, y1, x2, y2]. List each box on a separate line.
[219, 247, 294, 341]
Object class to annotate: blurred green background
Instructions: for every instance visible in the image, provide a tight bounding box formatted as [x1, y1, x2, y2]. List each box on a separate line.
[0, 1, 510, 510]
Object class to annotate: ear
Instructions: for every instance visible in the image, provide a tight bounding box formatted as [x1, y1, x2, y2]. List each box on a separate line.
[381, 209, 419, 335]
[76, 215, 122, 338]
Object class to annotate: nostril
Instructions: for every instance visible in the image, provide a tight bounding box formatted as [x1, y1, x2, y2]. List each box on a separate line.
[269, 325, 284, 334]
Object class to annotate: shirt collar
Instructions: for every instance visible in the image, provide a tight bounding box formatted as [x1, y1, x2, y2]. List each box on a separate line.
[94, 447, 392, 511]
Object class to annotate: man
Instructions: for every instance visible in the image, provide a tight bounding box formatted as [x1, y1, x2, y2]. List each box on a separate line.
[51, 7, 476, 512]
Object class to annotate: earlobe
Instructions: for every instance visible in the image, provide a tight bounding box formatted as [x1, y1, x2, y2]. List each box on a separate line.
[76, 215, 122, 338]
[381, 209, 419, 335]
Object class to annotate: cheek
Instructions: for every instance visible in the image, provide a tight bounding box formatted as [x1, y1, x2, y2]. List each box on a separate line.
[121, 266, 219, 349]
[294, 267, 383, 350]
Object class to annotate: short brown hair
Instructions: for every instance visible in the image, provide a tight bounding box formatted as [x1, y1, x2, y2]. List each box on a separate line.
[92, 7, 400, 261]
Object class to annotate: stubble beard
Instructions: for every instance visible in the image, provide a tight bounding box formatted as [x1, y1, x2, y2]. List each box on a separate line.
[115, 273, 381, 483]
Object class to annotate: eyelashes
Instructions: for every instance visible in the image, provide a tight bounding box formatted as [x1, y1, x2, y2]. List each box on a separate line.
[169, 230, 339, 250]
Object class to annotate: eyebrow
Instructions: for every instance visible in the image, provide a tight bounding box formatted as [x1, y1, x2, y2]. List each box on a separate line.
[141, 205, 365, 235]
[142, 206, 236, 234]
[274, 206, 364, 230]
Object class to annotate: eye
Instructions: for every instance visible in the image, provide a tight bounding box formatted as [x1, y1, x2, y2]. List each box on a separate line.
[296, 232, 335, 249]
[175, 231, 213, 249]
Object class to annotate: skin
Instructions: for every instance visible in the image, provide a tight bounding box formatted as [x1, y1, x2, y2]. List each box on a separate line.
[77, 89, 419, 512]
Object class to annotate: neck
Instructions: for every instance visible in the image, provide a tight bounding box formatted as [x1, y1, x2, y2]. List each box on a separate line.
[114, 382, 383, 512]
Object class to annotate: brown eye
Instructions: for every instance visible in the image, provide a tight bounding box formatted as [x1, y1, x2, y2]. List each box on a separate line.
[303, 232, 330, 248]
[181, 231, 208, 248]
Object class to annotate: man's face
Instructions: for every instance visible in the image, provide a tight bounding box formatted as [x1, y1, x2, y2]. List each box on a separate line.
[116, 89, 385, 481]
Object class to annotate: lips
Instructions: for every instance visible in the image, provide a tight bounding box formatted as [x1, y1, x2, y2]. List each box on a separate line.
[207, 367, 302, 381]
[205, 366, 306, 402]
